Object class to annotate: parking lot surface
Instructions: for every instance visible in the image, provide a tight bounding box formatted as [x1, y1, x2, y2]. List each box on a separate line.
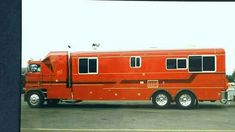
[21, 95, 235, 132]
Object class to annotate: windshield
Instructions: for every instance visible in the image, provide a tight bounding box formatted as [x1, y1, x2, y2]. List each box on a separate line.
[28, 64, 41, 72]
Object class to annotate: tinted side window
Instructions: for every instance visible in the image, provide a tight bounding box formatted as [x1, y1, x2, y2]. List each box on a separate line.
[189, 56, 202, 72]
[130, 57, 141, 68]
[203, 56, 215, 71]
[130, 57, 135, 67]
[136, 57, 140, 67]
[89, 59, 97, 73]
[167, 59, 176, 69]
[178, 59, 186, 69]
[79, 59, 88, 73]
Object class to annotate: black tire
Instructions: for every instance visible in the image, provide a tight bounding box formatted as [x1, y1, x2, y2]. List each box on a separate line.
[152, 91, 171, 108]
[193, 98, 199, 108]
[26, 91, 44, 108]
[47, 99, 60, 106]
[176, 91, 195, 109]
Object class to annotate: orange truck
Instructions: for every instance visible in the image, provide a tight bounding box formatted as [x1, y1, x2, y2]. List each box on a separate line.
[24, 48, 228, 109]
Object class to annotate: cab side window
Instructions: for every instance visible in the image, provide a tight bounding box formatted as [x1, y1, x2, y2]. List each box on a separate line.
[29, 64, 41, 72]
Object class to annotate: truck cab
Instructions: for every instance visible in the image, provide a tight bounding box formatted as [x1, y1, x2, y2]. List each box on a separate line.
[24, 52, 72, 108]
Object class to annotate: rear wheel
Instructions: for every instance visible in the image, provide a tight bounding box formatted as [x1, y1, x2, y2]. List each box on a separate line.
[176, 91, 195, 109]
[26, 91, 44, 108]
[152, 91, 171, 108]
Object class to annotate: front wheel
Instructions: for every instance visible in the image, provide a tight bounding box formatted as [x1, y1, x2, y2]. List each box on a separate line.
[26, 91, 44, 108]
[176, 91, 195, 109]
[152, 91, 171, 108]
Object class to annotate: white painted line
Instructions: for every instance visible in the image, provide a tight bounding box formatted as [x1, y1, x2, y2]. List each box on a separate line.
[21, 128, 235, 132]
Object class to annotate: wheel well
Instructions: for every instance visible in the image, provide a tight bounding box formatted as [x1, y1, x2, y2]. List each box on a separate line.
[24, 89, 47, 101]
[175, 89, 197, 100]
[150, 90, 172, 101]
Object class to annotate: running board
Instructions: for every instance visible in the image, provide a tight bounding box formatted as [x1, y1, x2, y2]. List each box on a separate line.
[61, 100, 82, 103]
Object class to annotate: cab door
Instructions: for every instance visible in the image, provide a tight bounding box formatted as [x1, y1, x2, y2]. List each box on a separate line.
[25, 63, 42, 88]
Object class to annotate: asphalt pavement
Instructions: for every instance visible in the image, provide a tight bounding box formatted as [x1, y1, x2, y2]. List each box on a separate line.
[21, 95, 235, 132]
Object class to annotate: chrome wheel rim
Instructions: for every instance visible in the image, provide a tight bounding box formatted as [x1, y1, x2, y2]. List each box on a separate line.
[156, 94, 168, 106]
[179, 94, 192, 107]
[29, 94, 40, 106]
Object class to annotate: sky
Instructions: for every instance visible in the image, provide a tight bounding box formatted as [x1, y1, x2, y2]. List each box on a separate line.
[22, 0, 235, 74]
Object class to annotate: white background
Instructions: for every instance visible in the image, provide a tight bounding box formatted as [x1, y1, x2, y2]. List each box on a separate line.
[22, 0, 235, 74]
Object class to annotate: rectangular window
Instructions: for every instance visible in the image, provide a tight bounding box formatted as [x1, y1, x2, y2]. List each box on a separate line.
[29, 64, 41, 72]
[189, 55, 216, 72]
[79, 59, 88, 73]
[131, 57, 135, 67]
[89, 59, 97, 73]
[166, 58, 187, 70]
[178, 59, 187, 69]
[136, 57, 140, 67]
[130, 56, 141, 68]
[79, 57, 98, 74]
[189, 56, 202, 72]
[203, 56, 215, 71]
[167, 59, 177, 69]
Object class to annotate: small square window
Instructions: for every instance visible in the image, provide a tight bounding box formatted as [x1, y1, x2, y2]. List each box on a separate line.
[189, 56, 202, 72]
[167, 59, 177, 69]
[130, 56, 141, 68]
[203, 56, 215, 71]
[178, 59, 187, 69]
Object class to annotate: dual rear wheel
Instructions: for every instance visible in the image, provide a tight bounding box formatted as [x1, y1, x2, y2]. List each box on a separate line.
[152, 91, 197, 109]
[152, 91, 171, 108]
[176, 91, 196, 109]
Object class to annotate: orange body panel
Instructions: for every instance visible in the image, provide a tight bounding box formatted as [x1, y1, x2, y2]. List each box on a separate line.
[25, 49, 227, 101]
